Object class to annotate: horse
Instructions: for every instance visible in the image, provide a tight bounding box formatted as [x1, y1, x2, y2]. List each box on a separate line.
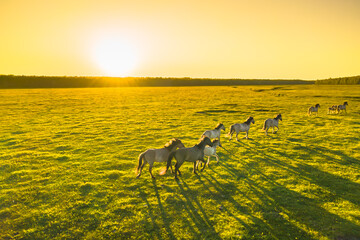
[328, 105, 338, 114]
[202, 123, 225, 144]
[337, 102, 348, 114]
[161, 136, 213, 180]
[136, 138, 185, 179]
[228, 116, 255, 140]
[263, 114, 282, 135]
[308, 104, 320, 116]
[196, 139, 221, 171]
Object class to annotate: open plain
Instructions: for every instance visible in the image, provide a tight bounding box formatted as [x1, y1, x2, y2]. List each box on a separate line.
[1, 85, 360, 239]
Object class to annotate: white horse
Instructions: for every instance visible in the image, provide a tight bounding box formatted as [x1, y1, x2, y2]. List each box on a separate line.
[228, 116, 255, 140]
[136, 138, 185, 179]
[196, 139, 221, 171]
[263, 114, 282, 135]
[308, 104, 320, 116]
[337, 102, 348, 114]
[202, 123, 225, 144]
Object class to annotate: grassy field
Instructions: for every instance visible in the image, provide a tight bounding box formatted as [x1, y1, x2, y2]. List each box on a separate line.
[1, 85, 360, 239]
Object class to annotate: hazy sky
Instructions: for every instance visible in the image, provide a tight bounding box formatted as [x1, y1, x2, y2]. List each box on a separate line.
[1, 0, 359, 79]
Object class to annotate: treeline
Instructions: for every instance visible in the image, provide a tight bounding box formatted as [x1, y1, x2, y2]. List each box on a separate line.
[315, 76, 360, 85]
[0, 75, 313, 89]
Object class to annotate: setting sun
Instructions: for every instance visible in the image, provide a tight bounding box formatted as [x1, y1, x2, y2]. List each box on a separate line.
[92, 37, 138, 77]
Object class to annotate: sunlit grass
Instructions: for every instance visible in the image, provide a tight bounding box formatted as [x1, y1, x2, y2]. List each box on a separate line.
[0, 85, 360, 239]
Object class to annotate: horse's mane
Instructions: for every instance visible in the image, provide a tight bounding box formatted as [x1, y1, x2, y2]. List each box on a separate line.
[195, 136, 210, 149]
[244, 116, 253, 125]
[215, 123, 224, 130]
[164, 138, 179, 150]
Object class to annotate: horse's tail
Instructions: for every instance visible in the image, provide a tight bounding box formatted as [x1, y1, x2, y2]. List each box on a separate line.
[160, 151, 176, 175]
[308, 107, 312, 115]
[227, 125, 234, 136]
[262, 120, 267, 130]
[136, 152, 146, 174]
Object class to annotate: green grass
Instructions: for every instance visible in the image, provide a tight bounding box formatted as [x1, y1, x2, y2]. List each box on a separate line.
[1, 85, 360, 239]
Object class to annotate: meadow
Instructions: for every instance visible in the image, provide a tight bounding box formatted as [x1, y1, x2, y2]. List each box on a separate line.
[0, 85, 360, 239]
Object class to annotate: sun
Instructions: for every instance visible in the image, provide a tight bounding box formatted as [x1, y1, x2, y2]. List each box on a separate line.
[93, 37, 138, 77]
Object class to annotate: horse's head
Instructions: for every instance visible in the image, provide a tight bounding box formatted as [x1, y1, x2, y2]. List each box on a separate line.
[165, 138, 184, 150]
[277, 114, 282, 121]
[216, 123, 225, 131]
[201, 136, 213, 147]
[344, 101, 348, 106]
[250, 116, 255, 124]
[175, 139, 185, 149]
[316, 104, 320, 108]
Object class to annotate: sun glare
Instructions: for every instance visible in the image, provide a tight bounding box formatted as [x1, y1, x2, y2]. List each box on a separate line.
[93, 37, 138, 77]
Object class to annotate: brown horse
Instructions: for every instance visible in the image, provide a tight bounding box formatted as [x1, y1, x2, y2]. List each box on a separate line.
[136, 138, 185, 179]
[161, 136, 213, 179]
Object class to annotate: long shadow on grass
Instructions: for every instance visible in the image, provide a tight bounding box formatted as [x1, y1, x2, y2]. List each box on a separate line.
[224, 141, 360, 239]
[210, 153, 316, 239]
[175, 179, 222, 239]
[264, 144, 360, 207]
[138, 187, 163, 240]
[151, 179, 176, 240]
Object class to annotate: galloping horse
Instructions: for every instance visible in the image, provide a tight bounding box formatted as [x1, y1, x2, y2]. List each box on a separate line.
[228, 116, 255, 140]
[162, 136, 213, 179]
[202, 123, 225, 144]
[308, 104, 320, 116]
[136, 138, 185, 179]
[263, 114, 282, 135]
[328, 105, 338, 114]
[196, 139, 221, 171]
[337, 102, 348, 114]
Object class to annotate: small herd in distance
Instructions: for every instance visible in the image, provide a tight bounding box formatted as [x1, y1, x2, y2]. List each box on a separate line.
[137, 101, 349, 180]
[308, 101, 348, 115]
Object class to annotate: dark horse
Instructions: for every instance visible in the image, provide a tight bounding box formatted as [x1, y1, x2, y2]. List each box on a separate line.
[161, 136, 213, 179]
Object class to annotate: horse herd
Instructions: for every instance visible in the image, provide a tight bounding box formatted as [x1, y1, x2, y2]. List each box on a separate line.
[136, 100, 350, 180]
[136, 114, 282, 180]
[308, 101, 348, 115]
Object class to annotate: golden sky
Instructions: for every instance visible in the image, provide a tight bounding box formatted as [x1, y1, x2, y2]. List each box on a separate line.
[1, 0, 359, 79]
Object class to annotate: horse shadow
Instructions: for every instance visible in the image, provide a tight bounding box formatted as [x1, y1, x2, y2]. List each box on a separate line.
[202, 161, 317, 239]
[138, 185, 164, 240]
[174, 179, 222, 239]
[214, 144, 360, 239]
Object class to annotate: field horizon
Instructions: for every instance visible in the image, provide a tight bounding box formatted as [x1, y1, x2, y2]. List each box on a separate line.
[1, 85, 360, 239]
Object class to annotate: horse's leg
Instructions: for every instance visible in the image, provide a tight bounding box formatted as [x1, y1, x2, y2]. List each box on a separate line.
[136, 161, 147, 178]
[215, 154, 219, 164]
[201, 157, 210, 172]
[245, 130, 249, 139]
[193, 162, 197, 174]
[174, 162, 179, 179]
[175, 161, 184, 179]
[170, 164, 174, 174]
[236, 132, 239, 141]
[195, 160, 201, 171]
[149, 163, 155, 179]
